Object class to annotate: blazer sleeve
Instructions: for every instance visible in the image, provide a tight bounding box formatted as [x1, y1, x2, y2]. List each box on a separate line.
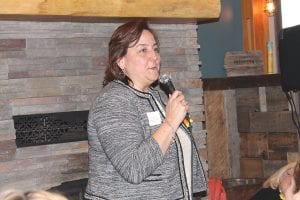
[91, 93, 164, 184]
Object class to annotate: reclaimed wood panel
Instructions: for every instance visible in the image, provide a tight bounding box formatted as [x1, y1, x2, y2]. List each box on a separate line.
[240, 132, 268, 158]
[236, 88, 260, 132]
[268, 132, 298, 153]
[0, 0, 221, 21]
[236, 88, 260, 108]
[205, 90, 230, 178]
[240, 158, 263, 178]
[249, 111, 297, 132]
[237, 107, 252, 132]
[205, 89, 240, 178]
[268, 151, 289, 160]
[266, 86, 289, 111]
[240, 133, 248, 158]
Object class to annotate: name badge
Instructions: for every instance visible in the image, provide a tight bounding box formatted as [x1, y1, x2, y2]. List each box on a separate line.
[147, 111, 162, 126]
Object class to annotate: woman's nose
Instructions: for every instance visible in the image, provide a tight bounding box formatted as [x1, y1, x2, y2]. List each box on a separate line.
[149, 50, 160, 60]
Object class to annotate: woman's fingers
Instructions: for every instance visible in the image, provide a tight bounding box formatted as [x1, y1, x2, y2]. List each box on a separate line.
[165, 90, 188, 125]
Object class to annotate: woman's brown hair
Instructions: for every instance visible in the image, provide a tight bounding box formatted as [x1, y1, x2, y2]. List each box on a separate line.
[103, 19, 159, 86]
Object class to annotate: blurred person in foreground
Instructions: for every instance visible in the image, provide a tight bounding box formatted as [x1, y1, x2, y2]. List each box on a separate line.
[0, 189, 68, 200]
[250, 161, 300, 200]
[83, 19, 207, 200]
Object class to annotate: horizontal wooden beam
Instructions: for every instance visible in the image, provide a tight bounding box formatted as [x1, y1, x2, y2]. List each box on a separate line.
[0, 0, 221, 22]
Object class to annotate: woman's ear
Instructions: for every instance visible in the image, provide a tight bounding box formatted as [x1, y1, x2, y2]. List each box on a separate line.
[117, 58, 125, 70]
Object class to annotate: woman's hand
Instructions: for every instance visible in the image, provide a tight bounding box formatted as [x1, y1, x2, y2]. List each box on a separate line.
[164, 90, 189, 129]
[152, 90, 189, 154]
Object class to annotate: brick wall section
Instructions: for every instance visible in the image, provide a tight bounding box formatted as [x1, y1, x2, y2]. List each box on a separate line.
[0, 21, 207, 190]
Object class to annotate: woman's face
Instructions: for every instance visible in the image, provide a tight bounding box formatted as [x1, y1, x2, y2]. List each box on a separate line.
[118, 30, 160, 92]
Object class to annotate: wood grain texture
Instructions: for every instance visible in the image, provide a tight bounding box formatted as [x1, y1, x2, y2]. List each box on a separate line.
[249, 111, 297, 132]
[0, 0, 221, 21]
[241, 0, 269, 73]
[205, 90, 230, 178]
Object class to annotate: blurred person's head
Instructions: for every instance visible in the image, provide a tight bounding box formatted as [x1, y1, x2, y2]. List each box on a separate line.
[263, 161, 300, 192]
[0, 189, 68, 200]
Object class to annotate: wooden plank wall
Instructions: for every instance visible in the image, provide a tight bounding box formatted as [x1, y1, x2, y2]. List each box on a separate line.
[205, 89, 240, 178]
[238, 86, 299, 178]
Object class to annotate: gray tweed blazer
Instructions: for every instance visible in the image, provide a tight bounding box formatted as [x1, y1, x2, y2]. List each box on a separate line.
[84, 80, 207, 200]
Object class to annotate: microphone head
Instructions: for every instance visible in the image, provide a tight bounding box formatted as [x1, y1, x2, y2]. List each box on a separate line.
[159, 73, 171, 84]
[159, 73, 175, 95]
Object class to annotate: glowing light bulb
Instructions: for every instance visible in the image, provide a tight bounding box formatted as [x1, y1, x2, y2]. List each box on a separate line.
[266, 0, 275, 16]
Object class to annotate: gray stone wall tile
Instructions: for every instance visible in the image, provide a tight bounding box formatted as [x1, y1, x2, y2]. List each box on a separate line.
[0, 39, 26, 51]
[0, 120, 15, 138]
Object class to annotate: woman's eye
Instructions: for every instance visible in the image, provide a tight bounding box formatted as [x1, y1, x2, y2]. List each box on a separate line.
[139, 48, 147, 53]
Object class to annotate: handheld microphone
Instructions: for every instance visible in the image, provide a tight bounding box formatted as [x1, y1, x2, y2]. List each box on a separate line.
[159, 74, 192, 131]
[159, 74, 176, 95]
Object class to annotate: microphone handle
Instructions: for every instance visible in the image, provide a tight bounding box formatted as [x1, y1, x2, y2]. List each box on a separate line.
[162, 80, 192, 131]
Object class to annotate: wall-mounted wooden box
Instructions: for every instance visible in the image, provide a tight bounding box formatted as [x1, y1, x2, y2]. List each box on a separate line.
[224, 51, 263, 77]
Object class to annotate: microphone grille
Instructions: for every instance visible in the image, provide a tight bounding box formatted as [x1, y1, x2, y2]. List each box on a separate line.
[159, 74, 171, 84]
